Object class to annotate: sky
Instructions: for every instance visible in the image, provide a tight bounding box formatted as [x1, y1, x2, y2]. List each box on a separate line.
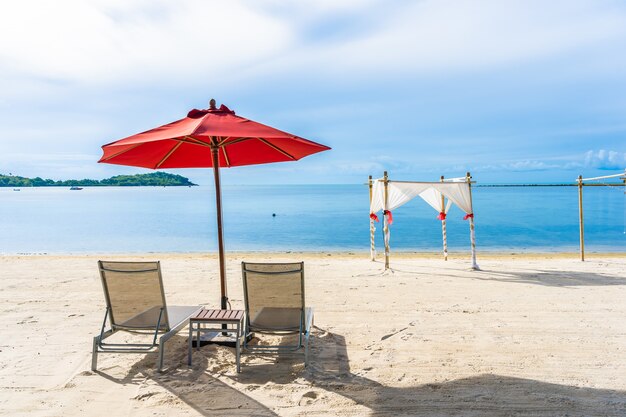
[1, 0, 625, 185]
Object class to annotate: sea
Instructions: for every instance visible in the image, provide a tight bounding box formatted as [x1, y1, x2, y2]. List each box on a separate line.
[0, 185, 624, 254]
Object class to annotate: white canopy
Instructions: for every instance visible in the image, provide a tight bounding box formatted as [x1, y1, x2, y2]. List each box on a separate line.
[368, 176, 479, 270]
[370, 180, 473, 215]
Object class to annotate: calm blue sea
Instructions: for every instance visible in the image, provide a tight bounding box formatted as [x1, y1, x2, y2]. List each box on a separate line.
[0, 185, 624, 254]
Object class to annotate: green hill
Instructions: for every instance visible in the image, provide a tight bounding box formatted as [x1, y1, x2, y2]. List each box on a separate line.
[0, 172, 197, 187]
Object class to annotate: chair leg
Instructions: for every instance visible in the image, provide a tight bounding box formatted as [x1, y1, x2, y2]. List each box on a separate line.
[236, 321, 241, 373]
[304, 341, 308, 367]
[91, 336, 99, 371]
[305, 309, 314, 367]
[157, 335, 166, 372]
[157, 329, 178, 372]
[304, 331, 310, 367]
[187, 322, 193, 366]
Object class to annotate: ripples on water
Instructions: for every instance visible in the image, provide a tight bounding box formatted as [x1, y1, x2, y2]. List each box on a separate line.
[0, 185, 624, 253]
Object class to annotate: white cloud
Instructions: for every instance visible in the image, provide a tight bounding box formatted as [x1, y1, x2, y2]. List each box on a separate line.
[2, 0, 625, 89]
[584, 149, 626, 170]
[0, 0, 292, 86]
[1, 1, 626, 184]
[467, 150, 626, 173]
[217, 0, 626, 81]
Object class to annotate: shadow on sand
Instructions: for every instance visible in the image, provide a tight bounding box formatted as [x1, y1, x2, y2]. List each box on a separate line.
[368, 259, 626, 288]
[472, 268, 626, 287]
[94, 334, 278, 417]
[232, 329, 626, 417]
[93, 328, 626, 416]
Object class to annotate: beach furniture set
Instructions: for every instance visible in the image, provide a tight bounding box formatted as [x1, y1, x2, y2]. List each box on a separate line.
[99, 99, 331, 315]
[91, 260, 313, 373]
[94, 100, 326, 374]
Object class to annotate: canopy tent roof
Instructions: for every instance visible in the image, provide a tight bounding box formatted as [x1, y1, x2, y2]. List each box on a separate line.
[367, 173, 479, 271]
[370, 179, 473, 215]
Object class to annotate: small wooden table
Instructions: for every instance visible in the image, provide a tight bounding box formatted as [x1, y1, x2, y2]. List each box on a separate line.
[188, 309, 245, 373]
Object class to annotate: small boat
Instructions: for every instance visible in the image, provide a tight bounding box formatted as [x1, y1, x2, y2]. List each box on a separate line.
[69, 186, 83, 190]
[13, 188, 20, 191]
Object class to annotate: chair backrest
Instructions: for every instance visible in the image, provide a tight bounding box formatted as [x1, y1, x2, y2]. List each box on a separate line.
[241, 262, 305, 332]
[98, 261, 169, 331]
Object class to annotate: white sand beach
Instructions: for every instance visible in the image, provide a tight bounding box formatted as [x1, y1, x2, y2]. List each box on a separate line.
[1, 252, 625, 416]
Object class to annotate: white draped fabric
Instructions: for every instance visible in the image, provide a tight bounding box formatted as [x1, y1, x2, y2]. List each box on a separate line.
[442, 176, 467, 183]
[369, 179, 478, 270]
[417, 187, 453, 260]
[370, 181, 473, 215]
[419, 188, 452, 214]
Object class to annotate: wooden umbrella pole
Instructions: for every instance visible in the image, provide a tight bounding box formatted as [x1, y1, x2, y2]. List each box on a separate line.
[383, 171, 390, 270]
[440, 175, 448, 261]
[369, 175, 376, 261]
[578, 175, 585, 262]
[466, 172, 479, 270]
[211, 144, 228, 309]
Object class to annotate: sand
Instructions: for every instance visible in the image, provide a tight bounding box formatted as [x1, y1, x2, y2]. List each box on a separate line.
[1, 252, 625, 416]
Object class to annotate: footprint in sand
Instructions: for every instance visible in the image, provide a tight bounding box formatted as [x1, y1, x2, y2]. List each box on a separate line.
[298, 391, 319, 406]
[133, 392, 158, 401]
[380, 327, 408, 341]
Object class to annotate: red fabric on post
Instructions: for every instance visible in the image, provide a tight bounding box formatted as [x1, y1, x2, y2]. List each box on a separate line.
[437, 212, 446, 220]
[463, 213, 474, 220]
[370, 213, 379, 222]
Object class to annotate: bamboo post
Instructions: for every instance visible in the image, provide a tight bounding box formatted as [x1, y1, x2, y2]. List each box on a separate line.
[578, 175, 585, 262]
[383, 171, 390, 270]
[466, 172, 479, 270]
[440, 175, 448, 261]
[369, 175, 376, 261]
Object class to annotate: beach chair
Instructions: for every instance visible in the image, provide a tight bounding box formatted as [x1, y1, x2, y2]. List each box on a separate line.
[241, 262, 313, 366]
[91, 261, 201, 372]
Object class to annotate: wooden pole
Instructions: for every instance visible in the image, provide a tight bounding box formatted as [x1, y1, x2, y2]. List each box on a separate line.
[578, 175, 585, 262]
[466, 172, 479, 270]
[383, 171, 390, 270]
[211, 143, 228, 309]
[440, 175, 448, 261]
[368, 175, 376, 261]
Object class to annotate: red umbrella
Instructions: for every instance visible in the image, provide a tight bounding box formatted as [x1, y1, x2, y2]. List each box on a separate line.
[99, 99, 330, 309]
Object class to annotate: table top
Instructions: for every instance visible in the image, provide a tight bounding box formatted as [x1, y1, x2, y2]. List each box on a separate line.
[190, 309, 244, 322]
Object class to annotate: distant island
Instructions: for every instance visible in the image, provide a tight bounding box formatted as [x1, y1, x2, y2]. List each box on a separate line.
[0, 172, 197, 187]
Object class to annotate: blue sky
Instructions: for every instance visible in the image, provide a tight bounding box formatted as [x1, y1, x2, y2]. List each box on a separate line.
[1, 0, 625, 185]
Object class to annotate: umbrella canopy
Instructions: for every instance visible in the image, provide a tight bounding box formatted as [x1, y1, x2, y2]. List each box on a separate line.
[99, 100, 330, 309]
[100, 102, 329, 168]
